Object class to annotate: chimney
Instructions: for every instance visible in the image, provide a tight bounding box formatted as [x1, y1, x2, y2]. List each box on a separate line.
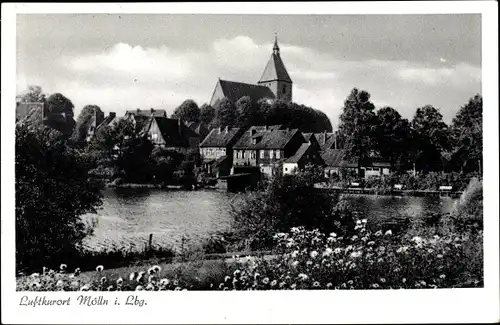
[109, 112, 116, 119]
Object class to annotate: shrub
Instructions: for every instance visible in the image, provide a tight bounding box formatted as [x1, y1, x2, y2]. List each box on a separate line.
[15, 123, 103, 273]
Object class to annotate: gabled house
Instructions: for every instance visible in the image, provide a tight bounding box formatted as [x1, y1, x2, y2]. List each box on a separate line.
[232, 125, 306, 177]
[142, 117, 201, 154]
[125, 108, 167, 133]
[199, 126, 243, 177]
[95, 112, 117, 132]
[283, 134, 325, 175]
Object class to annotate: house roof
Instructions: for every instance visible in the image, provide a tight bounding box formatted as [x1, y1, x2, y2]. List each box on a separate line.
[284, 143, 310, 163]
[96, 113, 116, 131]
[199, 127, 242, 147]
[314, 132, 337, 150]
[125, 109, 167, 117]
[258, 53, 293, 83]
[186, 121, 210, 138]
[149, 117, 200, 147]
[216, 79, 275, 105]
[321, 149, 358, 168]
[233, 127, 302, 150]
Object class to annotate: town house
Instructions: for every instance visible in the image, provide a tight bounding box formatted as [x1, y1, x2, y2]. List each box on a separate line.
[142, 116, 201, 154]
[232, 125, 307, 177]
[199, 126, 244, 177]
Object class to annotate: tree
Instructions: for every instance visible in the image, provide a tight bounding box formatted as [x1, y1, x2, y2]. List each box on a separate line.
[235, 96, 259, 127]
[200, 103, 215, 126]
[449, 95, 483, 173]
[72, 105, 103, 146]
[15, 123, 103, 271]
[411, 105, 450, 171]
[374, 107, 412, 169]
[171, 99, 200, 123]
[337, 88, 377, 172]
[213, 97, 237, 127]
[18, 85, 46, 103]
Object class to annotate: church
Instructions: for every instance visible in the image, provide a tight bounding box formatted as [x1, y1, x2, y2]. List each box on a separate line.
[209, 36, 293, 107]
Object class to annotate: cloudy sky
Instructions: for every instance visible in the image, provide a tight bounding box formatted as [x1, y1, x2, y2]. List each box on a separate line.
[17, 14, 481, 129]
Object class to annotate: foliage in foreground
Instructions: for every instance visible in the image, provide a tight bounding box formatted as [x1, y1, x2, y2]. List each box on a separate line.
[18, 220, 482, 291]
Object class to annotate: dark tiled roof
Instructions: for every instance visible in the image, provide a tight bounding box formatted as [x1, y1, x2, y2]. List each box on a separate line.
[186, 121, 210, 138]
[96, 114, 116, 131]
[153, 117, 200, 147]
[258, 53, 292, 83]
[217, 80, 275, 105]
[314, 132, 337, 150]
[321, 149, 358, 168]
[284, 143, 310, 163]
[199, 127, 242, 148]
[233, 127, 301, 150]
[126, 109, 167, 117]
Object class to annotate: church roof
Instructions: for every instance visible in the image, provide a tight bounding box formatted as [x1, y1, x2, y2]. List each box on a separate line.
[258, 53, 293, 83]
[216, 79, 275, 105]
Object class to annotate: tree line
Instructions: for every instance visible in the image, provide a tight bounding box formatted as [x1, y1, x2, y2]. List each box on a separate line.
[337, 88, 482, 174]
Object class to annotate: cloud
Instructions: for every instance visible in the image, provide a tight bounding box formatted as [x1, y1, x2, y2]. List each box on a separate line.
[18, 35, 481, 128]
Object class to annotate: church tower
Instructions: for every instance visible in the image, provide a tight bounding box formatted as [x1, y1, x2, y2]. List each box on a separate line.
[258, 36, 293, 102]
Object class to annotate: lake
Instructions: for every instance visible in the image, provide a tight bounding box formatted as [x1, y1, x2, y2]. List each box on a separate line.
[81, 188, 458, 252]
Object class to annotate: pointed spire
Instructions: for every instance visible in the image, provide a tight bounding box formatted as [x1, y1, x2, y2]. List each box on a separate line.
[273, 33, 280, 56]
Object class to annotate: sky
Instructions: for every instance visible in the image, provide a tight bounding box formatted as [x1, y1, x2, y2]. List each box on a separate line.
[16, 14, 481, 129]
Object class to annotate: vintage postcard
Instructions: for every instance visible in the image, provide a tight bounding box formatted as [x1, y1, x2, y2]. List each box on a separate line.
[2, 2, 499, 324]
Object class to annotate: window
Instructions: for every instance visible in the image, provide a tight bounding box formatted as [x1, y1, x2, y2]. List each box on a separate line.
[260, 150, 264, 159]
[282, 85, 286, 94]
[242, 151, 246, 159]
[275, 150, 281, 159]
[151, 133, 158, 140]
[269, 150, 274, 159]
[236, 150, 240, 159]
[251, 151, 256, 159]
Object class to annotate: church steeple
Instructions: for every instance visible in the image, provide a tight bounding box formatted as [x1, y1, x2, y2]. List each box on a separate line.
[273, 35, 280, 56]
[258, 34, 293, 102]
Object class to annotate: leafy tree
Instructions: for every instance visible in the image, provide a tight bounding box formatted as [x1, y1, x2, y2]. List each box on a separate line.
[18, 85, 46, 103]
[449, 95, 482, 173]
[374, 107, 412, 169]
[411, 105, 450, 171]
[72, 105, 103, 146]
[171, 99, 200, 123]
[150, 147, 184, 184]
[235, 96, 259, 127]
[337, 88, 377, 172]
[213, 97, 237, 127]
[15, 123, 103, 272]
[200, 103, 216, 126]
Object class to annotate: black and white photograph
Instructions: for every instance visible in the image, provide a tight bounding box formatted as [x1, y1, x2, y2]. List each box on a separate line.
[2, 2, 499, 324]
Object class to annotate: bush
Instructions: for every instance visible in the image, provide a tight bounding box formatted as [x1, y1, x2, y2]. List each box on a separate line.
[15, 123, 103, 273]
[228, 173, 355, 251]
[448, 177, 483, 231]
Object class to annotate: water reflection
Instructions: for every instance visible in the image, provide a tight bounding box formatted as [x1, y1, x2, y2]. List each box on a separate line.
[82, 189, 457, 251]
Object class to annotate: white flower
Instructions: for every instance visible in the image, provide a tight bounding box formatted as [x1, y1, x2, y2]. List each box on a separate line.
[310, 251, 318, 259]
[96, 265, 104, 272]
[356, 220, 362, 225]
[80, 285, 90, 291]
[326, 282, 333, 288]
[30, 273, 40, 278]
[129, 272, 138, 281]
[306, 260, 313, 266]
[329, 232, 337, 238]
[107, 285, 113, 291]
[346, 245, 353, 251]
[290, 227, 300, 233]
[291, 250, 299, 258]
[270, 280, 277, 287]
[116, 277, 123, 285]
[433, 235, 440, 240]
[439, 274, 446, 279]
[361, 219, 368, 224]
[323, 248, 333, 257]
[135, 285, 144, 291]
[402, 278, 406, 284]
[380, 278, 386, 283]
[374, 230, 383, 237]
[160, 278, 170, 286]
[334, 248, 342, 254]
[313, 281, 320, 288]
[292, 261, 299, 267]
[100, 276, 107, 284]
[233, 269, 241, 277]
[384, 229, 392, 236]
[262, 277, 270, 284]
[56, 280, 64, 287]
[59, 264, 67, 271]
[153, 265, 161, 273]
[298, 273, 309, 281]
[437, 254, 443, 259]
[351, 235, 359, 241]
[367, 241, 375, 246]
[350, 251, 362, 258]
[146, 283, 155, 291]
